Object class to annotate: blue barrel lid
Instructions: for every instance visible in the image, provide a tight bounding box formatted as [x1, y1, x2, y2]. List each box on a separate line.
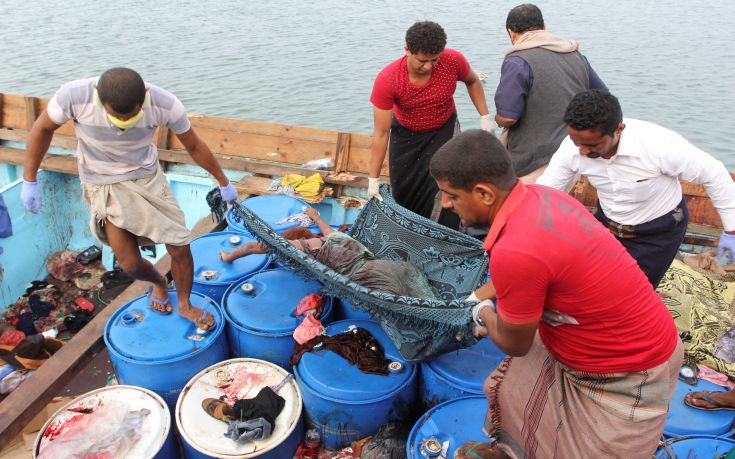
[425, 338, 506, 393]
[105, 290, 223, 362]
[226, 195, 312, 234]
[191, 231, 269, 285]
[656, 435, 735, 458]
[665, 379, 735, 437]
[224, 268, 323, 334]
[407, 396, 489, 459]
[295, 319, 416, 402]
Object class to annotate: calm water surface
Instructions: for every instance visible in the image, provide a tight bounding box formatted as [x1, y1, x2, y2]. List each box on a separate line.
[1, 0, 733, 167]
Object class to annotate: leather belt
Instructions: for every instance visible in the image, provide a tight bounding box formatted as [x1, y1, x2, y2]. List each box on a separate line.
[606, 220, 637, 239]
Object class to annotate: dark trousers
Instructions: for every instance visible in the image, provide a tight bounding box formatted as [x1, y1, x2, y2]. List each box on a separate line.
[389, 113, 460, 230]
[595, 199, 689, 289]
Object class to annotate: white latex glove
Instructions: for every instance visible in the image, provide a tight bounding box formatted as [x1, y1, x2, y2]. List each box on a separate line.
[471, 299, 496, 327]
[717, 232, 735, 265]
[21, 180, 42, 213]
[367, 177, 383, 202]
[479, 115, 496, 136]
[219, 182, 238, 203]
[466, 291, 479, 302]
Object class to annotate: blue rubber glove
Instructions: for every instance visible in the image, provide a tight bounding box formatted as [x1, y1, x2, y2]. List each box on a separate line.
[717, 232, 735, 265]
[20, 180, 42, 213]
[219, 181, 238, 203]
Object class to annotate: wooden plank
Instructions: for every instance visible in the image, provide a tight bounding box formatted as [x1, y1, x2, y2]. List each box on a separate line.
[0, 146, 78, 175]
[346, 132, 387, 176]
[0, 216, 219, 450]
[24, 96, 38, 130]
[189, 114, 339, 143]
[170, 126, 338, 164]
[0, 128, 77, 150]
[332, 132, 351, 197]
[0, 94, 27, 129]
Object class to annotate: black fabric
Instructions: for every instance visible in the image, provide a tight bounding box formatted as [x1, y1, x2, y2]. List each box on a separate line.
[206, 187, 227, 224]
[232, 386, 285, 427]
[291, 327, 390, 375]
[63, 310, 93, 333]
[28, 295, 53, 318]
[360, 421, 412, 459]
[388, 112, 459, 230]
[596, 198, 689, 289]
[15, 312, 37, 336]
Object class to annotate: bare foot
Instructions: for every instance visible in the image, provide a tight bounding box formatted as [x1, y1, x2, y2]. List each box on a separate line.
[178, 302, 215, 330]
[147, 284, 173, 314]
[220, 250, 236, 263]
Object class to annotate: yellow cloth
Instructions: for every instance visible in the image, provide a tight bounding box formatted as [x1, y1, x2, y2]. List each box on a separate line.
[659, 258, 735, 377]
[281, 173, 324, 197]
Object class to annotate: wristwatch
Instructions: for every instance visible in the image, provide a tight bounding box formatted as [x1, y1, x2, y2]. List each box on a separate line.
[472, 300, 496, 327]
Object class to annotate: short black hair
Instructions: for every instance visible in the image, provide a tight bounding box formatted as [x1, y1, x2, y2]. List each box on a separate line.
[564, 90, 623, 136]
[506, 4, 545, 33]
[97, 67, 146, 114]
[430, 130, 517, 192]
[405, 21, 447, 55]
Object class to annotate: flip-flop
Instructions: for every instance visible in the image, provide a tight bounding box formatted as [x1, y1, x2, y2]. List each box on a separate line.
[454, 441, 499, 459]
[147, 286, 173, 315]
[684, 390, 735, 411]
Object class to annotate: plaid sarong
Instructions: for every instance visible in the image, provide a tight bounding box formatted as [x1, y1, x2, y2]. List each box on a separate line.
[82, 167, 190, 247]
[484, 336, 683, 459]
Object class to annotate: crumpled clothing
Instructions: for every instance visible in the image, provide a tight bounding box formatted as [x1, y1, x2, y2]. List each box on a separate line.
[294, 293, 324, 317]
[232, 386, 285, 428]
[0, 195, 12, 238]
[698, 364, 735, 390]
[291, 327, 390, 375]
[281, 173, 324, 198]
[29, 295, 54, 318]
[683, 251, 728, 276]
[293, 314, 324, 345]
[276, 212, 314, 228]
[64, 310, 93, 334]
[225, 417, 272, 443]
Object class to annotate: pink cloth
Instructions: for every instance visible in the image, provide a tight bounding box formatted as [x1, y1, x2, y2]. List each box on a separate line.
[293, 315, 324, 345]
[698, 364, 735, 390]
[294, 294, 324, 317]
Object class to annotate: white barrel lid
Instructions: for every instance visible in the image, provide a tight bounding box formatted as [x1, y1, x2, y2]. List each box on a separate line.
[34, 385, 170, 459]
[176, 358, 302, 457]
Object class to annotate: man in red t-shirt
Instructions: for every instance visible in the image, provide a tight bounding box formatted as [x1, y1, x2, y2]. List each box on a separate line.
[368, 21, 493, 229]
[430, 130, 683, 459]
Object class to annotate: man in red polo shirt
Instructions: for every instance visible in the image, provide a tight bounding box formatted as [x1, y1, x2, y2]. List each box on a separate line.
[368, 21, 492, 229]
[430, 129, 682, 459]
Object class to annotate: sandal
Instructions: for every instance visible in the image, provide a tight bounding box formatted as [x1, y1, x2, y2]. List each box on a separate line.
[147, 286, 173, 315]
[202, 398, 235, 423]
[684, 390, 735, 411]
[454, 441, 501, 459]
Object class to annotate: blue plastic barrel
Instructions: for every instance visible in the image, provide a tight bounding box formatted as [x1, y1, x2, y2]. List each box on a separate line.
[226, 195, 313, 234]
[34, 385, 178, 459]
[176, 358, 303, 459]
[191, 231, 270, 304]
[656, 435, 735, 458]
[334, 298, 372, 321]
[407, 395, 491, 459]
[105, 290, 229, 410]
[223, 268, 333, 369]
[420, 338, 506, 408]
[295, 319, 418, 450]
[664, 379, 735, 438]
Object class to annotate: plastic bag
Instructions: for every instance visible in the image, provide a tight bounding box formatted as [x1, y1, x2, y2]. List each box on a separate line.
[360, 421, 411, 459]
[38, 400, 150, 459]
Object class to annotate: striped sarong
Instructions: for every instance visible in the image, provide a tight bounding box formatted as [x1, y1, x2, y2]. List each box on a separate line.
[484, 336, 683, 459]
[81, 167, 191, 247]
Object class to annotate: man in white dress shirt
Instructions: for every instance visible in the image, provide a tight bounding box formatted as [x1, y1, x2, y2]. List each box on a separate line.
[537, 90, 735, 288]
